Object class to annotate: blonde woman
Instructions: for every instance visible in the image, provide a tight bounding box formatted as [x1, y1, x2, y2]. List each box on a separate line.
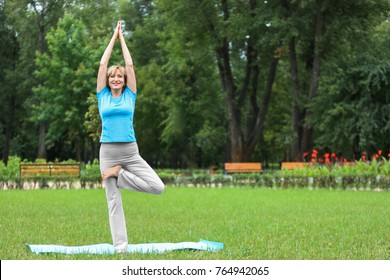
[97, 21, 165, 253]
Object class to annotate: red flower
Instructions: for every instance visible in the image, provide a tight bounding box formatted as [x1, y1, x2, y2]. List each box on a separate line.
[324, 153, 330, 163]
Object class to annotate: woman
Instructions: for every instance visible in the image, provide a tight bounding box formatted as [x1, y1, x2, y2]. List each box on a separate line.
[97, 21, 165, 253]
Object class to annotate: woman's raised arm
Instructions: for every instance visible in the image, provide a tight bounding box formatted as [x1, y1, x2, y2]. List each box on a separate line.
[118, 21, 137, 93]
[97, 22, 120, 92]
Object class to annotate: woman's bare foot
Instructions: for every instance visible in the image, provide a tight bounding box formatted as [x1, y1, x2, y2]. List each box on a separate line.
[102, 165, 122, 180]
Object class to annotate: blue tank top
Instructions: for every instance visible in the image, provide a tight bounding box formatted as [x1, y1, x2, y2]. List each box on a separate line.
[97, 86, 137, 142]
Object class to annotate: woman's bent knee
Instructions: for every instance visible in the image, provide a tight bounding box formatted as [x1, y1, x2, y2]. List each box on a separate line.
[152, 181, 165, 195]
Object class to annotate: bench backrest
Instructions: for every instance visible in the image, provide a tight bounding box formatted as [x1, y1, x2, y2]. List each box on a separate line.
[224, 162, 262, 173]
[20, 163, 81, 178]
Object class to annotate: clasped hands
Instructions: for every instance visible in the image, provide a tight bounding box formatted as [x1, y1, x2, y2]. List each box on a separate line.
[113, 20, 125, 40]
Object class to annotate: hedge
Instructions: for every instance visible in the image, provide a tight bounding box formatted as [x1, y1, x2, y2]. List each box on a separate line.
[1, 156, 389, 190]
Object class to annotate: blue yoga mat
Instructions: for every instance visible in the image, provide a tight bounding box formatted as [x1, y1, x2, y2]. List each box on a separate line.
[26, 239, 224, 255]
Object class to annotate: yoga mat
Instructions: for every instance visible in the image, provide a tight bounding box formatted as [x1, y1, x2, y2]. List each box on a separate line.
[26, 239, 223, 255]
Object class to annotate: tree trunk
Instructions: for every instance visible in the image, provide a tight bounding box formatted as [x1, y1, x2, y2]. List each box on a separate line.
[285, 0, 324, 160]
[37, 122, 47, 159]
[215, 41, 242, 162]
[204, 0, 277, 162]
[301, 0, 324, 153]
[215, 0, 243, 162]
[2, 126, 12, 166]
[243, 56, 280, 161]
[36, 5, 48, 160]
[2, 30, 18, 165]
[75, 137, 82, 162]
[288, 36, 302, 161]
[2, 94, 14, 165]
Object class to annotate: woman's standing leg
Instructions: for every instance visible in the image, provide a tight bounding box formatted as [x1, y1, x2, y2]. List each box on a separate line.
[100, 144, 128, 253]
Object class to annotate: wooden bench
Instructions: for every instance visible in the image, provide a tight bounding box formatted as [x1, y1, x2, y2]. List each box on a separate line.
[224, 162, 263, 174]
[281, 162, 310, 170]
[20, 163, 81, 178]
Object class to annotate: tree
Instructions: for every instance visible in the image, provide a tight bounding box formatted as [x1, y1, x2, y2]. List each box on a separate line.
[155, 0, 282, 162]
[0, 2, 19, 165]
[280, 0, 390, 160]
[154, 0, 225, 167]
[33, 13, 94, 161]
[4, 0, 68, 160]
[312, 18, 390, 158]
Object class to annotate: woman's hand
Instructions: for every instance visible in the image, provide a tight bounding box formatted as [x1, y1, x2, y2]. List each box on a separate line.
[112, 21, 121, 40]
[118, 20, 124, 41]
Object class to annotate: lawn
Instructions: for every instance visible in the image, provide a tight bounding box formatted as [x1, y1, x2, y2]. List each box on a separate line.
[0, 187, 389, 260]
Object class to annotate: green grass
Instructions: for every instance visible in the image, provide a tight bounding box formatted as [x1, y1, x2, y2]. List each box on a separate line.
[0, 187, 389, 260]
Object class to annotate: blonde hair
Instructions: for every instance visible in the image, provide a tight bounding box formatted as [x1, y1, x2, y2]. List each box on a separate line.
[106, 65, 127, 91]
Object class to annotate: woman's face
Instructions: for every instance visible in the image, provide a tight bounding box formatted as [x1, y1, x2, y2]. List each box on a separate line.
[108, 69, 125, 90]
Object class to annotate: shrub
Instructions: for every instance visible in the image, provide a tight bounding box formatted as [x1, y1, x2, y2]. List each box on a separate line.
[1, 157, 390, 190]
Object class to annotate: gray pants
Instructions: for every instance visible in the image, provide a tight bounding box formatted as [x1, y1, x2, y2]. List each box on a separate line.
[99, 142, 165, 252]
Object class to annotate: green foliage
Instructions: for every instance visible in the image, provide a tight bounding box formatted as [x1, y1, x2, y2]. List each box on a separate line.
[81, 159, 101, 188]
[0, 4, 31, 162]
[129, 0, 227, 167]
[84, 93, 101, 142]
[314, 50, 390, 153]
[311, 10, 390, 155]
[133, 62, 169, 165]
[0, 156, 21, 181]
[271, 0, 390, 160]
[32, 13, 94, 153]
